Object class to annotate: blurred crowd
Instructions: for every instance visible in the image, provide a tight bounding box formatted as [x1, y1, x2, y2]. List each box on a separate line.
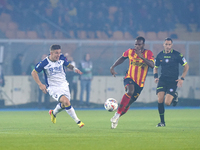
[0, 0, 200, 39]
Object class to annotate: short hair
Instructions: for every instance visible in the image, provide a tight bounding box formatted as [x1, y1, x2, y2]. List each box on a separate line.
[50, 44, 61, 51]
[165, 37, 173, 43]
[136, 36, 145, 43]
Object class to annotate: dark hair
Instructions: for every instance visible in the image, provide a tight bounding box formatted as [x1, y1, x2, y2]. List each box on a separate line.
[136, 36, 145, 43]
[165, 37, 173, 43]
[50, 44, 61, 51]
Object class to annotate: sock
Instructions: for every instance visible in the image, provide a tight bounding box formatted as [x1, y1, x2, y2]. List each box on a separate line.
[53, 103, 64, 116]
[65, 105, 80, 123]
[117, 93, 131, 115]
[158, 102, 165, 123]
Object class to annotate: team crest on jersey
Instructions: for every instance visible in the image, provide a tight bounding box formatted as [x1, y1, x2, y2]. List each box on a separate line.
[165, 59, 169, 63]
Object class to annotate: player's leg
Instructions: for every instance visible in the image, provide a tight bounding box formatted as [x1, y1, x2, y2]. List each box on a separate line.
[60, 95, 84, 128]
[156, 79, 166, 127]
[165, 81, 178, 106]
[110, 79, 134, 129]
[156, 91, 166, 127]
[121, 83, 143, 116]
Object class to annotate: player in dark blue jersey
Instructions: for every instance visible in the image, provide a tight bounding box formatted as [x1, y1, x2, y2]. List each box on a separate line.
[153, 38, 189, 127]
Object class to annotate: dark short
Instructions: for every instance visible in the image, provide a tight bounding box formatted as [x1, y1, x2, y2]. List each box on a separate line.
[156, 78, 177, 97]
[124, 78, 143, 94]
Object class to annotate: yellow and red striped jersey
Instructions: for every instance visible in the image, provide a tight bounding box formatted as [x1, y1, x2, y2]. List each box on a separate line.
[123, 48, 154, 87]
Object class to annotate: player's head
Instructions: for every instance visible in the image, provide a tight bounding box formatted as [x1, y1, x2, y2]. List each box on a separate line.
[134, 36, 145, 50]
[163, 38, 173, 52]
[49, 44, 61, 61]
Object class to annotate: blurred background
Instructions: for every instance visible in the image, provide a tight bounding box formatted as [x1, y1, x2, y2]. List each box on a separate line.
[0, 0, 199, 109]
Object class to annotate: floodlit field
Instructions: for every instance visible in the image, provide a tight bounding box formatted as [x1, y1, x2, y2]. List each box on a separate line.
[0, 109, 200, 150]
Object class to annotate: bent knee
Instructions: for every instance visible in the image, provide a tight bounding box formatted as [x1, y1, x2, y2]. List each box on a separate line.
[165, 101, 171, 106]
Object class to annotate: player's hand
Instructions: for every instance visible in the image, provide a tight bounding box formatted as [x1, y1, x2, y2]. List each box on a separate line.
[154, 78, 159, 84]
[135, 49, 143, 58]
[110, 67, 117, 77]
[39, 84, 47, 94]
[176, 79, 183, 87]
[74, 68, 83, 75]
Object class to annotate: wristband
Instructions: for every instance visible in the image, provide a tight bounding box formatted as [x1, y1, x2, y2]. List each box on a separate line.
[154, 73, 158, 78]
[181, 77, 184, 80]
[73, 67, 77, 72]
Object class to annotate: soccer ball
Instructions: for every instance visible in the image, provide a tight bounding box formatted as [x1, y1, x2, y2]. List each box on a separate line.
[104, 98, 118, 112]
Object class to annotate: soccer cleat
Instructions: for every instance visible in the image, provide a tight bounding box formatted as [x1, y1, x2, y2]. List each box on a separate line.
[49, 110, 56, 124]
[111, 118, 119, 129]
[156, 122, 166, 127]
[77, 121, 85, 128]
[110, 113, 120, 123]
[172, 92, 178, 107]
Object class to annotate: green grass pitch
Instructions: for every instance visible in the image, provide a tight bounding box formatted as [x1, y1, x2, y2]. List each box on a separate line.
[0, 108, 200, 150]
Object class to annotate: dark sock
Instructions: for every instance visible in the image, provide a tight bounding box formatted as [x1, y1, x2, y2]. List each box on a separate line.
[158, 102, 165, 123]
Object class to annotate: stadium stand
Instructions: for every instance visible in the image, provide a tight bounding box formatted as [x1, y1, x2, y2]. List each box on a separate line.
[0, 0, 199, 40]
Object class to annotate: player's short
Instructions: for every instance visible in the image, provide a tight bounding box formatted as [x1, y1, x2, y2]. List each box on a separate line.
[156, 78, 177, 97]
[124, 78, 143, 94]
[47, 82, 71, 102]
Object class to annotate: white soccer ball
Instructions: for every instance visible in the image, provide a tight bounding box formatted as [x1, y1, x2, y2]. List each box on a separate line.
[104, 98, 118, 112]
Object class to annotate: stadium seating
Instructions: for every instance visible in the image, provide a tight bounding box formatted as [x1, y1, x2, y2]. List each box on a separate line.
[27, 31, 38, 39]
[16, 31, 26, 39]
[146, 32, 157, 40]
[157, 32, 168, 40]
[112, 31, 124, 40]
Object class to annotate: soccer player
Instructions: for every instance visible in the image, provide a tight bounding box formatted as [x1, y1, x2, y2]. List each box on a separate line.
[31, 44, 85, 128]
[154, 38, 189, 127]
[110, 36, 154, 129]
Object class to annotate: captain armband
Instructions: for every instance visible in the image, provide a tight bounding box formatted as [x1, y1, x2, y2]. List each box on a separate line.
[154, 73, 158, 79]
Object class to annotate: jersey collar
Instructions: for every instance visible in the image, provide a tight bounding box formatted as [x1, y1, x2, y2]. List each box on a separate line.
[163, 49, 173, 53]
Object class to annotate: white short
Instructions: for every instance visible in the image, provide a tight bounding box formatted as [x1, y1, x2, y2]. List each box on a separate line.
[47, 82, 71, 102]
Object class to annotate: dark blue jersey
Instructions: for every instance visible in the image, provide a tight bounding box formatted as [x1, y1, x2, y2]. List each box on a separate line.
[155, 49, 187, 81]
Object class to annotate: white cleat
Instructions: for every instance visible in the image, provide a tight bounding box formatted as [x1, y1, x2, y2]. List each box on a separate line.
[111, 118, 119, 129]
[110, 112, 120, 129]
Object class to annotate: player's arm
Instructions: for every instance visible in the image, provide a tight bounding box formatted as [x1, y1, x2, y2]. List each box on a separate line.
[176, 63, 189, 87]
[110, 56, 126, 77]
[153, 54, 160, 84]
[153, 67, 159, 84]
[135, 49, 154, 68]
[31, 69, 47, 94]
[67, 64, 82, 75]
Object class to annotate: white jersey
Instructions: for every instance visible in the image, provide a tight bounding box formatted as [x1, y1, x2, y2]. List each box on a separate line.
[35, 54, 70, 87]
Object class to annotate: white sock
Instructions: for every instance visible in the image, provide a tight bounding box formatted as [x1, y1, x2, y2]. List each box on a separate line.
[53, 103, 64, 116]
[115, 112, 120, 119]
[65, 105, 80, 123]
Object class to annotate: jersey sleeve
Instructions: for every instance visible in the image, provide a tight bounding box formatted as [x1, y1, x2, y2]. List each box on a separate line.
[122, 49, 130, 58]
[147, 50, 155, 63]
[60, 54, 70, 66]
[178, 53, 187, 66]
[154, 53, 161, 68]
[34, 59, 48, 73]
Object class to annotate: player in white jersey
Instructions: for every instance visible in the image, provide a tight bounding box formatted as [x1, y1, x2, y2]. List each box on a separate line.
[31, 44, 84, 128]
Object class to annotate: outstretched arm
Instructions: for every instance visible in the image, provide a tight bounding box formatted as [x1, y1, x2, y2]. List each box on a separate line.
[67, 64, 83, 75]
[110, 56, 126, 77]
[31, 70, 47, 94]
